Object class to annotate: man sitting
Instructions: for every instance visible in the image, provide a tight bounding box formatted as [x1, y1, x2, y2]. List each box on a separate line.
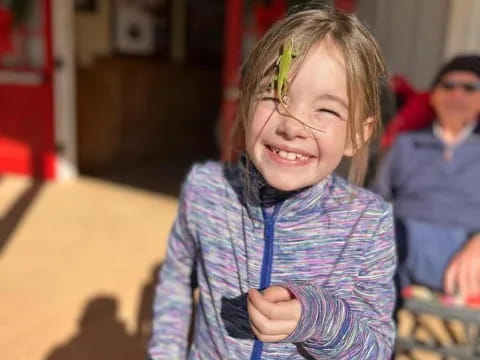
[375, 55, 480, 300]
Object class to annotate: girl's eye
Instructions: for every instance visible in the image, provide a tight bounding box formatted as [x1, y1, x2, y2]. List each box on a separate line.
[317, 108, 340, 118]
[263, 96, 279, 102]
[257, 94, 279, 102]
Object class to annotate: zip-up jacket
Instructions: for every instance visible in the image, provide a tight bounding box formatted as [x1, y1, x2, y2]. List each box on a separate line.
[149, 160, 396, 359]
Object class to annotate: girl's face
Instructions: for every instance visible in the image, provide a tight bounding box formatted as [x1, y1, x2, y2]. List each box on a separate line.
[246, 38, 350, 191]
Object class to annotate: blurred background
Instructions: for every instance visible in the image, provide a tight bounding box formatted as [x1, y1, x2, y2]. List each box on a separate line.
[0, 0, 479, 359]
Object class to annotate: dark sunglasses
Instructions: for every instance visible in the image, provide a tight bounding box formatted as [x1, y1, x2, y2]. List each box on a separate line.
[438, 80, 480, 93]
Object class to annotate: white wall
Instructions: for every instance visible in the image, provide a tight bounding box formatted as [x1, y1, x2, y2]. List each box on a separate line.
[53, 0, 77, 179]
[444, 0, 480, 59]
[356, 0, 450, 90]
[74, 0, 113, 68]
[356, 0, 480, 90]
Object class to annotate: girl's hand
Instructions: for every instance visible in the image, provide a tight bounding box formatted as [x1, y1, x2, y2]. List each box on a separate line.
[247, 285, 301, 342]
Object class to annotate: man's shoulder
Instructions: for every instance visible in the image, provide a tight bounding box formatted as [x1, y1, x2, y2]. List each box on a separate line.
[396, 126, 434, 144]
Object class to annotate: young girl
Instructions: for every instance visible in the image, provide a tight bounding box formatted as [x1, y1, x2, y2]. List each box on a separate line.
[149, 4, 396, 359]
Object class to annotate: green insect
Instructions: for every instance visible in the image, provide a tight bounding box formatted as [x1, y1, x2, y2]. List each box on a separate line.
[269, 38, 326, 135]
[271, 38, 297, 106]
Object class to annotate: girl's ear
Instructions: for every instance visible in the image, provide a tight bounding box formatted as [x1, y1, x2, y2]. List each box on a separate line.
[343, 116, 375, 157]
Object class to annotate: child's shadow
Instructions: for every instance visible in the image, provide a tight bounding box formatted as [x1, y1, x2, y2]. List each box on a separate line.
[44, 296, 142, 360]
[136, 262, 197, 349]
[135, 263, 163, 352]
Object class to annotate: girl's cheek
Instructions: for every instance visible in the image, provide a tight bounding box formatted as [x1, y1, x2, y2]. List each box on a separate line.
[252, 111, 274, 135]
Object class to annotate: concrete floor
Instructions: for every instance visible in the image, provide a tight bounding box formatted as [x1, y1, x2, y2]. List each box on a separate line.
[0, 175, 177, 360]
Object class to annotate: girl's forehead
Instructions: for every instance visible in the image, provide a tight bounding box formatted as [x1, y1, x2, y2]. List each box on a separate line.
[293, 40, 348, 97]
[306, 39, 346, 74]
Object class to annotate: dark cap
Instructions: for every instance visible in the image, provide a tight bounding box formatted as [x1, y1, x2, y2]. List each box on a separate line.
[432, 55, 480, 88]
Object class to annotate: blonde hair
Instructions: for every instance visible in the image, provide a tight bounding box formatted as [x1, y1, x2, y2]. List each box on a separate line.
[228, 3, 387, 186]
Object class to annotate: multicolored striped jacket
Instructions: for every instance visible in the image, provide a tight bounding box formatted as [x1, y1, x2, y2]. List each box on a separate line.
[149, 160, 396, 359]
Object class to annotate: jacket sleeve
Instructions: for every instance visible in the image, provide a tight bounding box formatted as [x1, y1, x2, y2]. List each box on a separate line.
[149, 168, 198, 360]
[282, 206, 397, 359]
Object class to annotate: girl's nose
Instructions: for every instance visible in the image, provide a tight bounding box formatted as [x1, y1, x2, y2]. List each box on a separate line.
[275, 107, 309, 140]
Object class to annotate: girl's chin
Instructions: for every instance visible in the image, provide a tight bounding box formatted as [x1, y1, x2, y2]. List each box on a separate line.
[262, 174, 312, 192]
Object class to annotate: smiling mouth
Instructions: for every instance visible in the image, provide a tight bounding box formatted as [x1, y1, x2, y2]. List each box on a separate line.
[266, 145, 313, 162]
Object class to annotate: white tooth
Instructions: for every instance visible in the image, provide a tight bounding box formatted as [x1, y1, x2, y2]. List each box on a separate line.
[279, 150, 288, 158]
[287, 152, 296, 160]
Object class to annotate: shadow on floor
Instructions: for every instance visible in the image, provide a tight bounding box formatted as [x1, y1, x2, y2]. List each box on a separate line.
[137, 260, 198, 356]
[135, 263, 163, 354]
[44, 296, 144, 360]
[0, 180, 44, 255]
[43, 263, 164, 360]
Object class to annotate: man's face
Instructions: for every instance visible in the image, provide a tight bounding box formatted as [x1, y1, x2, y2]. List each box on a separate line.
[430, 71, 480, 126]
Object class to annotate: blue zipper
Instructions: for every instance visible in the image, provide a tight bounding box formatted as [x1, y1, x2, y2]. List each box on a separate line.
[250, 202, 283, 360]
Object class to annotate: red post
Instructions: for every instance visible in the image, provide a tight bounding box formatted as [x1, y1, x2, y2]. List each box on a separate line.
[41, 0, 56, 178]
[334, 0, 356, 12]
[220, 0, 244, 162]
[0, 5, 14, 57]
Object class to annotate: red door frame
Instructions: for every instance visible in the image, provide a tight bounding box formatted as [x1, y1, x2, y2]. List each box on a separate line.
[220, 0, 244, 161]
[0, 0, 56, 179]
[334, 0, 356, 12]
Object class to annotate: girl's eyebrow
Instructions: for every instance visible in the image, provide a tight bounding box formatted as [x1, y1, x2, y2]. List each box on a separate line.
[316, 94, 348, 110]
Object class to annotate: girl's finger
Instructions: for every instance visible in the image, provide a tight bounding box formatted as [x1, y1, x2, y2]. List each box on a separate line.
[247, 297, 296, 335]
[248, 288, 300, 321]
[248, 288, 275, 319]
[249, 320, 290, 343]
[262, 285, 293, 302]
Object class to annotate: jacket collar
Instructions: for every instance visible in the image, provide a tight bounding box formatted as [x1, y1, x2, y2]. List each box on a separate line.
[225, 155, 331, 221]
[413, 120, 480, 147]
